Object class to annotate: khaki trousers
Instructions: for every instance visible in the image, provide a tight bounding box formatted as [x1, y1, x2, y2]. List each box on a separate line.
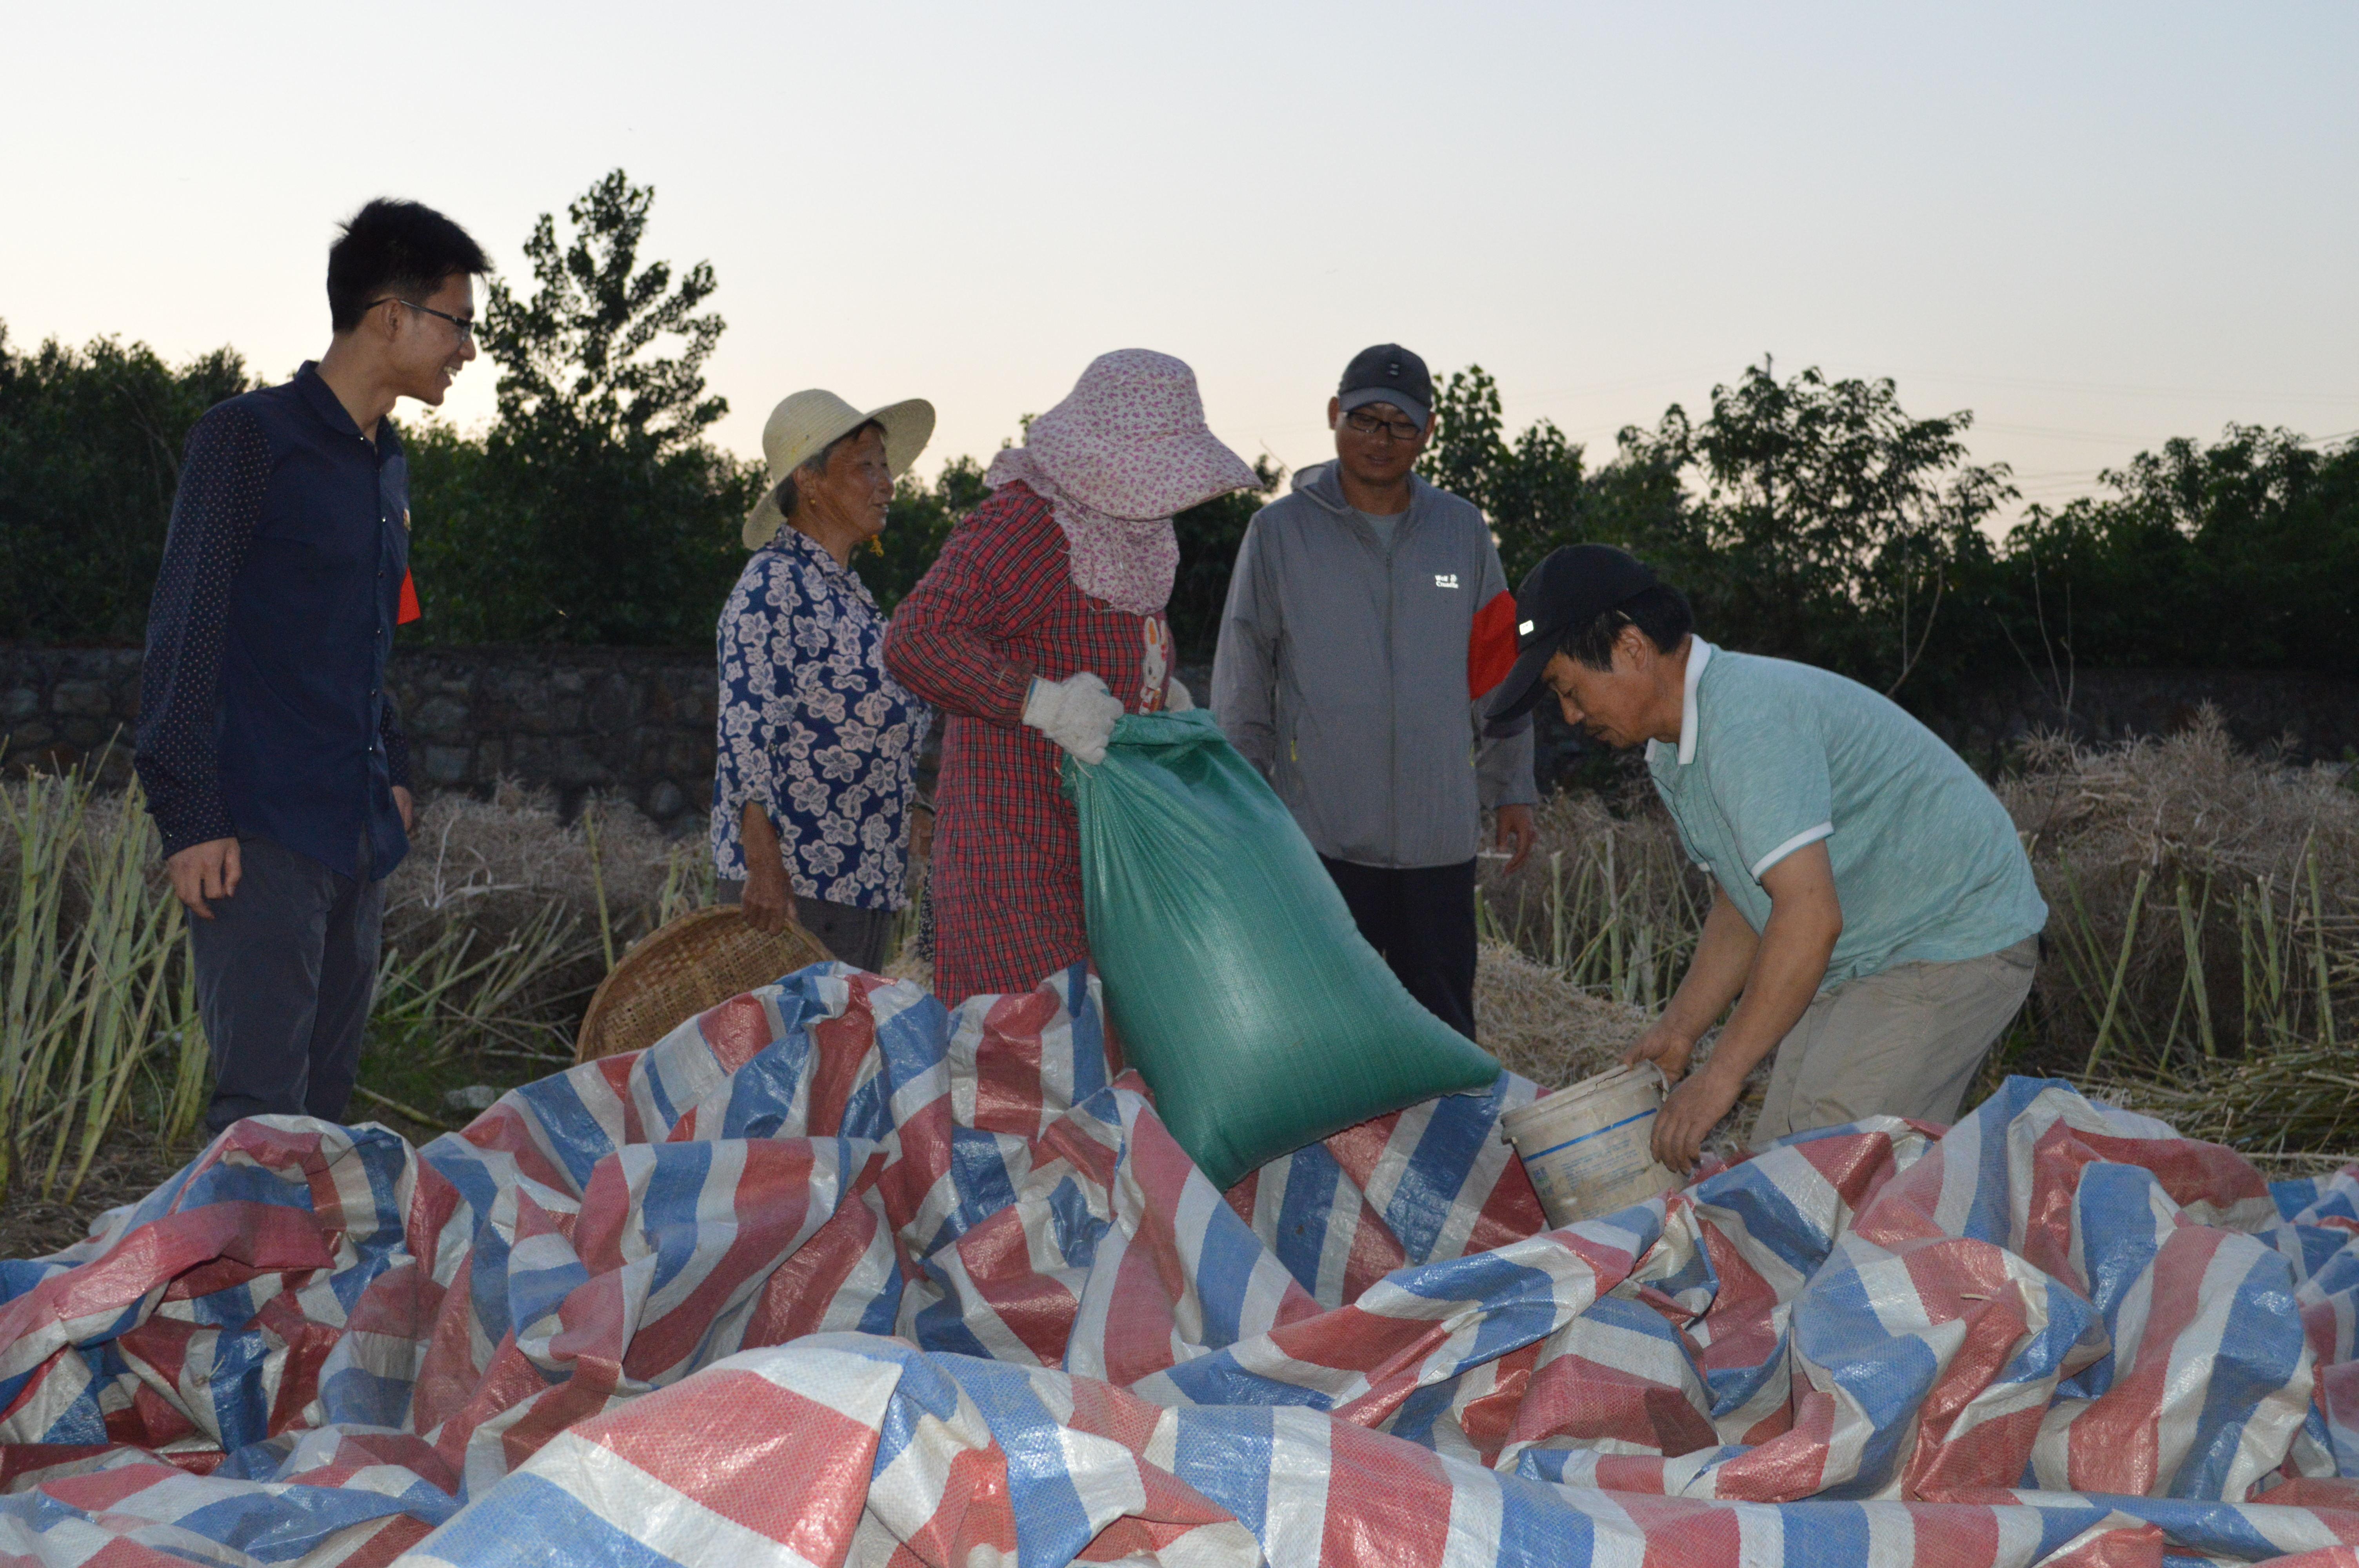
[1749, 936, 2038, 1146]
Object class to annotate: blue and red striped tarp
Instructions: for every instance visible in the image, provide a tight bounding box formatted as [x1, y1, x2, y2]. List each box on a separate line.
[5, 962, 2359, 1566]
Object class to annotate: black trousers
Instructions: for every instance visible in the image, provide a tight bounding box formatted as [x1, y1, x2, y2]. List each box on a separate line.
[1319, 856, 1479, 1041]
[189, 834, 383, 1133]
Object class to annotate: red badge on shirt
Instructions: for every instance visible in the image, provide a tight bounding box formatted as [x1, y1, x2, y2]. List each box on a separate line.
[1469, 590, 1518, 699]
[396, 507, 420, 625]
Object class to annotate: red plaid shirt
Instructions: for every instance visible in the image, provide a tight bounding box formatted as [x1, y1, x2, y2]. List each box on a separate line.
[883, 484, 1174, 1003]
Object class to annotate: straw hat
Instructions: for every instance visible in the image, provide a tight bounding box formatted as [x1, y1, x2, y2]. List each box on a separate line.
[742, 389, 936, 548]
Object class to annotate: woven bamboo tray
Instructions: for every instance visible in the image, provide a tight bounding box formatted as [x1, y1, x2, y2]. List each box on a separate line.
[574, 906, 833, 1064]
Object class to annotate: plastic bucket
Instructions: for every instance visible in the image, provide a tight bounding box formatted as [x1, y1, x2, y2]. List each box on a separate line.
[1499, 1065, 1681, 1227]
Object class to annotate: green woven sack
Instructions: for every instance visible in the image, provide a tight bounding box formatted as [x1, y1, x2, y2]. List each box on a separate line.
[1066, 709, 1501, 1191]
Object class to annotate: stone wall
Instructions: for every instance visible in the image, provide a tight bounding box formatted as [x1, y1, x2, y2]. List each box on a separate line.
[8, 646, 2354, 828]
[0, 645, 721, 831]
[0, 648, 144, 784]
[388, 647, 716, 825]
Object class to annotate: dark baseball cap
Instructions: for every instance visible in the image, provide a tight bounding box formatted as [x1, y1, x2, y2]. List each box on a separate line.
[1483, 545, 1664, 732]
[1338, 343, 1432, 429]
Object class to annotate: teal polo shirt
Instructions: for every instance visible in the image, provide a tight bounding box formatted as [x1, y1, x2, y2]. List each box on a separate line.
[1646, 640, 2047, 988]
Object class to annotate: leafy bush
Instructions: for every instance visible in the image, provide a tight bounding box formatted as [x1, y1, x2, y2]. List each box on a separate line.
[7, 192, 2354, 697]
[405, 171, 765, 648]
[0, 327, 251, 645]
[1426, 361, 2014, 702]
[1992, 426, 2359, 679]
[1417, 360, 2359, 703]
[1167, 458, 1283, 663]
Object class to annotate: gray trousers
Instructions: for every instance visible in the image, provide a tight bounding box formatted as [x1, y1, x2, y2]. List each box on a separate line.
[717, 881, 894, 974]
[189, 834, 383, 1133]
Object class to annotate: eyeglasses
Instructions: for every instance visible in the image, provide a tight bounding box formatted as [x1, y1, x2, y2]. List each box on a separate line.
[367, 298, 477, 343]
[1343, 408, 1424, 443]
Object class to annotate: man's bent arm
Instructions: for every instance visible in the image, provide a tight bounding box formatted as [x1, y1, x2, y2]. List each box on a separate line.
[1705, 844, 1842, 1086]
[1667, 886, 1761, 1044]
[1650, 842, 1843, 1167]
[136, 406, 271, 855]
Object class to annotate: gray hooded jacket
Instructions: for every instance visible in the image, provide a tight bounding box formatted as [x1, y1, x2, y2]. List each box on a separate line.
[1211, 461, 1536, 867]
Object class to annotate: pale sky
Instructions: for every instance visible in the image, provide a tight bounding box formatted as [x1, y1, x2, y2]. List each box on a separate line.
[7, 2, 2355, 524]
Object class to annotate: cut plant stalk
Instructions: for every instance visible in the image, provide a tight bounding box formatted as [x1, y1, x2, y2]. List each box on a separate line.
[2175, 873, 2216, 1061]
[584, 800, 617, 974]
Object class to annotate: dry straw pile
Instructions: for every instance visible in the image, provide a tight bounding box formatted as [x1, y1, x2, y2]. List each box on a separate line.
[1472, 941, 1647, 1088]
[1475, 784, 1708, 1016]
[365, 784, 703, 1078]
[1996, 716, 2359, 1155]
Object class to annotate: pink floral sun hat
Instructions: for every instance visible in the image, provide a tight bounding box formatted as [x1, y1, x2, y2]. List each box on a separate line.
[986, 349, 1257, 614]
[1022, 349, 1257, 518]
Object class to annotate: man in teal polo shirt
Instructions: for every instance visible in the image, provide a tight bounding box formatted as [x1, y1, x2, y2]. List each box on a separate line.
[1486, 546, 2047, 1170]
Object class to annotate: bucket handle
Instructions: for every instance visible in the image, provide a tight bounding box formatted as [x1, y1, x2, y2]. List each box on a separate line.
[1498, 1061, 1670, 1147]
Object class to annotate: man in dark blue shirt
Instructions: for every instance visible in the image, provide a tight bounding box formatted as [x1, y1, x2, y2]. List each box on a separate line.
[137, 198, 487, 1132]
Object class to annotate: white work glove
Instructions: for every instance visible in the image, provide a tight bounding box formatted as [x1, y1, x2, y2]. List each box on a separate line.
[1164, 677, 1194, 712]
[1023, 671, 1124, 765]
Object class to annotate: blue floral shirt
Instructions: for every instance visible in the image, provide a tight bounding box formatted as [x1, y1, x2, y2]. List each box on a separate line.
[710, 528, 931, 909]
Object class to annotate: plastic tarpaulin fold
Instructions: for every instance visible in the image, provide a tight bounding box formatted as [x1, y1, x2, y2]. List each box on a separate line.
[4, 963, 2359, 1566]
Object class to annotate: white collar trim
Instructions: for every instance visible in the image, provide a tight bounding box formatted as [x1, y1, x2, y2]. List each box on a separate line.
[1674, 638, 1714, 766]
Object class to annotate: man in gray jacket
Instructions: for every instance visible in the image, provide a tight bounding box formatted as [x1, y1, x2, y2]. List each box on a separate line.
[1212, 344, 1538, 1038]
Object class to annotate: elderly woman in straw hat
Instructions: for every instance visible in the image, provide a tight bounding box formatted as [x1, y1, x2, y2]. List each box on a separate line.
[883, 349, 1256, 1005]
[711, 389, 936, 972]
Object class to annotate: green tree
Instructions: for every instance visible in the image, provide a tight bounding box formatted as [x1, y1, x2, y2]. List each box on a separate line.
[1418, 366, 1599, 586]
[1168, 457, 1283, 663]
[0, 325, 251, 644]
[1994, 426, 2359, 679]
[1576, 410, 1695, 573]
[396, 419, 498, 636]
[1422, 361, 2014, 703]
[407, 169, 762, 646]
[1675, 362, 2016, 695]
[1417, 365, 1697, 595]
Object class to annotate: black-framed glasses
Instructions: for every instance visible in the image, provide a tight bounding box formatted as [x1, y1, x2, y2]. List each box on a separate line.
[367, 298, 477, 343]
[1343, 408, 1423, 442]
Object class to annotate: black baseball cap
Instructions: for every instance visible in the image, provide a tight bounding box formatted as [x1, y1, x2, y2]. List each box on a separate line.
[1338, 343, 1433, 429]
[1483, 545, 1664, 732]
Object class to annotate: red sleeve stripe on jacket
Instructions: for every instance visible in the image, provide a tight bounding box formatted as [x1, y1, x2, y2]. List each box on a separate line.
[1468, 590, 1518, 699]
